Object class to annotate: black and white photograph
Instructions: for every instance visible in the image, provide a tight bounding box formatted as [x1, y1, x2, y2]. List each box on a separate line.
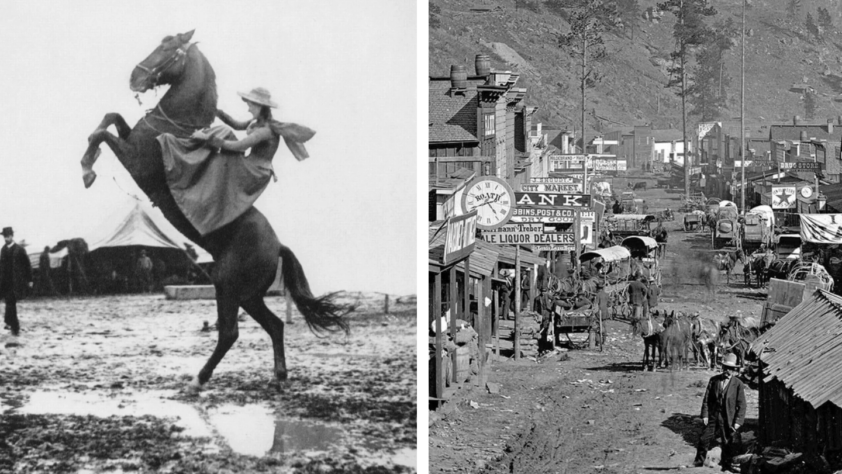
[0, 1, 417, 472]
[429, 0, 842, 473]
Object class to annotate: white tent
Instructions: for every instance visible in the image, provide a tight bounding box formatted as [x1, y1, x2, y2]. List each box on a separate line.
[85, 199, 212, 263]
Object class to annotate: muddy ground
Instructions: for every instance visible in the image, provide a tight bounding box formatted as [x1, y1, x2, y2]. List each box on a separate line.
[430, 178, 770, 474]
[0, 291, 417, 473]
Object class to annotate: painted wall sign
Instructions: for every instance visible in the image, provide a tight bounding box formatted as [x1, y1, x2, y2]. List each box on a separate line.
[443, 211, 477, 265]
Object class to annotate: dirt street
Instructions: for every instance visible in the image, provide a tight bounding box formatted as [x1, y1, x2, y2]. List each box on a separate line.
[430, 180, 768, 473]
[0, 292, 416, 473]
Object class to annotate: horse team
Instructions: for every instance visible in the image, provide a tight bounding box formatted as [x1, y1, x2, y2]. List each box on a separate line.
[638, 310, 766, 373]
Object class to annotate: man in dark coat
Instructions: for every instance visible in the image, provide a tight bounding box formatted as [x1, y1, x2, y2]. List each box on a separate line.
[628, 275, 648, 334]
[0, 227, 33, 336]
[694, 353, 746, 471]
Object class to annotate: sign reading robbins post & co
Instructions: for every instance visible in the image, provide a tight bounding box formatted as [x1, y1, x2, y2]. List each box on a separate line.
[442, 211, 477, 265]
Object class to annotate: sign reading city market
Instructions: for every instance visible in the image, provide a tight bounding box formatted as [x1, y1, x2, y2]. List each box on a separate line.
[515, 192, 590, 208]
[771, 186, 797, 209]
[481, 223, 576, 245]
[520, 182, 583, 193]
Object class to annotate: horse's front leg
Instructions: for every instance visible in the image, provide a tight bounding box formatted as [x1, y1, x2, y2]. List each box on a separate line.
[81, 113, 132, 188]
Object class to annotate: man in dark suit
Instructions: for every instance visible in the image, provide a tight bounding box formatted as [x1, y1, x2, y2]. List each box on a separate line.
[694, 353, 746, 471]
[0, 227, 33, 336]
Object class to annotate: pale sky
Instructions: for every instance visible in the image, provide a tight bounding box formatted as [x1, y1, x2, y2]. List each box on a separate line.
[0, 0, 417, 295]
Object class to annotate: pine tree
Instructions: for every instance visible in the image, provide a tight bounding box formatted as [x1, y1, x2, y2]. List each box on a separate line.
[806, 12, 821, 41]
[688, 19, 736, 121]
[658, 0, 717, 197]
[552, 0, 619, 150]
[612, 0, 641, 41]
[818, 7, 833, 30]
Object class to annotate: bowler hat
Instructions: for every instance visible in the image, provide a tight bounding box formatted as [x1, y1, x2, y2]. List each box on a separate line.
[721, 353, 740, 369]
[2, 227, 13, 237]
[237, 87, 278, 108]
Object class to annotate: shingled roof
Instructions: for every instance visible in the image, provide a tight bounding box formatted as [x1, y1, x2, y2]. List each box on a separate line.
[752, 290, 842, 409]
[429, 80, 480, 144]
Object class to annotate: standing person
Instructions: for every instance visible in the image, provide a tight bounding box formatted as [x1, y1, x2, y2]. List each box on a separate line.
[627, 275, 648, 335]
[136, 250, 153, 293]
[593, 281, 610, 345]
[0, 227, 33, 336]
[38, 246, 56, 296]
[694, 353, 746, 471]
[647, 277, 660, 315]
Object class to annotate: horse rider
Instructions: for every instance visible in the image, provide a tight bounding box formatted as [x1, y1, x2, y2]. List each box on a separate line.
[160, 87, 315, 236]
[694, 353, 746, 471]
[628, 275, 648, 334]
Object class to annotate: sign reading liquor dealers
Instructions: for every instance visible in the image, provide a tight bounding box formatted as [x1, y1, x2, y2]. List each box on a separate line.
[771, 186, 797, 210]
[443, 211, 477, 265]
[515, 192, 591, 208]
[481, 226, 576, 245]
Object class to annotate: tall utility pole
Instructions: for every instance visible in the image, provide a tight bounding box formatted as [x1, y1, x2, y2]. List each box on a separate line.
[740, 0, 746, 214]
[681, 0, 690, 200]
[581, 35, 588, 154]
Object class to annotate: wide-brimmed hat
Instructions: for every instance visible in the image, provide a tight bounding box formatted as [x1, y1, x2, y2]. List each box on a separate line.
[237, 87, 278, 108]
[722, 353, 740, 369]
[2, 227, 13, 237]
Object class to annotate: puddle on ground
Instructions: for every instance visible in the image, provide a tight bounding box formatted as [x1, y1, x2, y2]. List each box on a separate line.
[17, 390, 212, 438]
[208, 404, 343, 456]
[11, 390, 412, 462]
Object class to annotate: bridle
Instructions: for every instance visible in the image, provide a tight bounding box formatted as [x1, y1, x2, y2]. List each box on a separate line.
[134, 42, 195, 89]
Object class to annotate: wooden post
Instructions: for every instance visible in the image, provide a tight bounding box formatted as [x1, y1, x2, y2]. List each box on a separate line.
[434, 273, 443, 402]
[574, 210, 582, 274]
[514, 246, 521, 360]
[476, 274, 484, 387]
[384, 294, 390, 315]
[529, 263, 538, 312]
[493, 289, 500, 357]
[449, 266, 458, 384]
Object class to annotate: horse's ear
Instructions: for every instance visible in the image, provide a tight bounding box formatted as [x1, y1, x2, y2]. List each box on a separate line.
[179, 30, 196, 43]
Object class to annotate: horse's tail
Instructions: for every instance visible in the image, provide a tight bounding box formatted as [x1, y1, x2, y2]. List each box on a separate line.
[279, 245, 350, 336]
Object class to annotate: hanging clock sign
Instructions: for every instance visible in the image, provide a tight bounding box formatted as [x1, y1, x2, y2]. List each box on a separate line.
[461, 176, 516, 230]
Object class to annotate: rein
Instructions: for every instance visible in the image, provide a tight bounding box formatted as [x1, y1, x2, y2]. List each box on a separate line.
[134, 42, 196, 90]
[143, 104, 205, 137]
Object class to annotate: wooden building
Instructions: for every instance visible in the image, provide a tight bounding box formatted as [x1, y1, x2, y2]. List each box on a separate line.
[751, 290, 842, 468]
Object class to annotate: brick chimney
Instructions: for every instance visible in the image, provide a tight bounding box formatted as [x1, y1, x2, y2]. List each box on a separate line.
[830, 118, 835, 134]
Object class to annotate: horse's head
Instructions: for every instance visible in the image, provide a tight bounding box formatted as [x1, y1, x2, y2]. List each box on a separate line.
[130, 30, 195, 93]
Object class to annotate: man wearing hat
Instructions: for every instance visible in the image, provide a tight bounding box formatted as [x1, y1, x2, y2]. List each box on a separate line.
[694, 352, 746, 471]
[0, 227, 33, 336]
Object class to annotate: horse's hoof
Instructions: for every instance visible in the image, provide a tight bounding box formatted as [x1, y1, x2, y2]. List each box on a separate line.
[82, 171, 97, 189]
[185, 376, 204, 394]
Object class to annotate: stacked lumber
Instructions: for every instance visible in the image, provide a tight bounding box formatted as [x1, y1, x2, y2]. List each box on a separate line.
[497, 312, 542, 358]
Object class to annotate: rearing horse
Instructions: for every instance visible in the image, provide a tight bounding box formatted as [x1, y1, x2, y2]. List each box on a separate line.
[79, 30, 349, 391]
